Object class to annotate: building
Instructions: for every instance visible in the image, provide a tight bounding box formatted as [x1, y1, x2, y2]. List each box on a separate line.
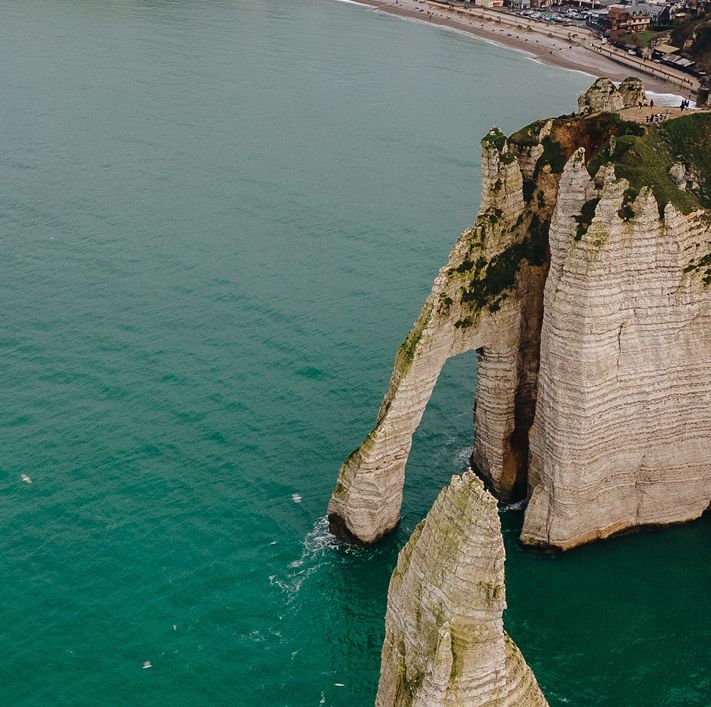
[606, 4, 651, 31]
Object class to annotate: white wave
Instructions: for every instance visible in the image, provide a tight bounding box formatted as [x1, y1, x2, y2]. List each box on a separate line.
[302, 515, 339, 555]
[454, 446, 473, 468]
[271, 517, 341, 602]
[239, 629, 266, 644]
[609, 81, 696, 107]
[645, 90, 695, 108]
[502, 498, 528, 512]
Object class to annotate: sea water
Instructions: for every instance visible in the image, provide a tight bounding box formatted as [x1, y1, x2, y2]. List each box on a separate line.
[1, 0, 708, 704]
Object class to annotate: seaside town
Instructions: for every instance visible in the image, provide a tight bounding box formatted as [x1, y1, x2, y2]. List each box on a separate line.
[499, 0, 710, 98]
[475, 0, 709, 81]
[371, 0, 711, 105]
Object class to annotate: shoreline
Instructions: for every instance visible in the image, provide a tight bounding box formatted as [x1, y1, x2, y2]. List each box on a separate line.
[347, 0, 695, 97]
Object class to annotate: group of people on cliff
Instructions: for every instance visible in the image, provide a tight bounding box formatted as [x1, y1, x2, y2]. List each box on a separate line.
[646, 110, 671, 123]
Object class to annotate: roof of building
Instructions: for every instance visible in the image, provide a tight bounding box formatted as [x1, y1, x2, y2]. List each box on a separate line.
[655, 43, 681, 54]
[633, 2, 668, 16]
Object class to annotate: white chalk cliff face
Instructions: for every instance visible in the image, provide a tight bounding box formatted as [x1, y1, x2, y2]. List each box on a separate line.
[328, 78, 711, 550]
[327, 131, 549, 544]
[523, 151, 711, 548]
[376, 471, 547, 706]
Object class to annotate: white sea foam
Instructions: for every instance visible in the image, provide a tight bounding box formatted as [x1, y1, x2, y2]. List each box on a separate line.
[302, 516, 340, 556]
[454, 445, 473, 468]
[607, 81, 696, 107]
[645, 90, 695, 108]
[272, 517, 342, 602]
[502, 498, 528, 512]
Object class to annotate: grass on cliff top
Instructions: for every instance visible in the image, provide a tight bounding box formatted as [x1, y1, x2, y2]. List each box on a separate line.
[508, 119, 548, 148]
[509, 113, 645, 181]
[510, 111, 711, 215]
[586, 113, 711, 214]
[482, 127, 507, 152]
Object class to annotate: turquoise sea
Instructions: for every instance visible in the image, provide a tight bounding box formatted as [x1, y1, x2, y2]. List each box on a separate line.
[1, 0, 709, 704]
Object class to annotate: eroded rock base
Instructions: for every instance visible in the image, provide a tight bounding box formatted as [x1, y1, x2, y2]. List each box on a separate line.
[376, 472, 548, 707]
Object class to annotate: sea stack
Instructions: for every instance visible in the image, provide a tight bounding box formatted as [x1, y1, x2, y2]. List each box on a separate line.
[328, 77, 711, 550]
[577, 76, 646, 116]
[376, 471, 547, 706]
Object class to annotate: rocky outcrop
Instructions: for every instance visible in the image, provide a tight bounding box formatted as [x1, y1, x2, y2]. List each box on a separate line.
[327, 128, 550, 544]
[376, 471, 547, 706]
[578, 78, 623, 115]
[328, 78, 711, 550]
[617, 76, 646, 109]
[522, 153, 711, 549]
[669, 161, 701, 191]
[577, 76, 646, 116]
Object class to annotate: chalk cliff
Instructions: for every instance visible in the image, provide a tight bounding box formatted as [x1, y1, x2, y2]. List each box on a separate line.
[376, 471, 547, 706]
[328, 78, 711, 550]
[577, 76, 645, 116]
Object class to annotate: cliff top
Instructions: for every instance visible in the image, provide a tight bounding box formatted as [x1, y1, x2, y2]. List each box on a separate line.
[507, 110, 711, 214]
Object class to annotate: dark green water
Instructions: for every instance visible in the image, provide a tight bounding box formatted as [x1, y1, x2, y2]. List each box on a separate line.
[1, 0, 708, 704]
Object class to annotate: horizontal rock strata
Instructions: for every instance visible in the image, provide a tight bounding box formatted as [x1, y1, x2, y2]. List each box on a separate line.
[376, 471, 547, 706]
[328, 131, 549, 544]
[328, 77, 711, 550]
[522, 150, 711, 549]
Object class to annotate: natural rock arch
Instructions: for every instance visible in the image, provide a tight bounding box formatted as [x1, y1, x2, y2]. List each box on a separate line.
[327, 134, 549, 545]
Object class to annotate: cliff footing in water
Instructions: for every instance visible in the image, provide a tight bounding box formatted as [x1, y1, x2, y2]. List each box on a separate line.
[328, 77, 711, 551]
[376, 471, 547, 706]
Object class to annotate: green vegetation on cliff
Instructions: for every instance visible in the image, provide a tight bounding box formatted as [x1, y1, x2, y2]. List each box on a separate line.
[575, 198, 601, 241]
[587, 113, 711, 214]
[512, 111, 711, 215]
[412, 110, 711, 336]
[671, 12, 711, 75]
[451, 212, 549, 326]
[481, 127, 507, 152]
[684, 252, 711, 285]
[511, 113, 643, 171]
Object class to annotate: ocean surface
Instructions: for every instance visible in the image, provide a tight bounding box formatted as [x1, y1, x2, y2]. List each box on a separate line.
[1, 0, 708, 704]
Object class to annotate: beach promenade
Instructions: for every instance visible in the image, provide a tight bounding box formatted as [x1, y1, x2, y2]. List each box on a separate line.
[357, 0, 701, 97]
